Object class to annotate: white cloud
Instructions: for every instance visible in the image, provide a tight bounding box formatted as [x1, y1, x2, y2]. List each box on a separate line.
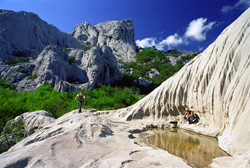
[136, 37, 156, 48]
[185, 18, 216, 41]
[221, 0, 250, 13]
[156, 34, 183, 50]
[136, 17, 215, 50]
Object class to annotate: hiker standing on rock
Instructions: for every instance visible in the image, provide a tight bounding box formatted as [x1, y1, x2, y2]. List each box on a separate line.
[75, 90, 86, 113]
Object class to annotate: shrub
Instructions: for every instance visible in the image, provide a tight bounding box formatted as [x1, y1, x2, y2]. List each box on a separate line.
[5, 58, 28, 65]
[19, 68, 25, 73]
[0, 79, 13, 89]
[68, 56, 75, 64]
[28, 73, 37, 79]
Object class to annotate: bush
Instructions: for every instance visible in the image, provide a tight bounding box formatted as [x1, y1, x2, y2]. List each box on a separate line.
[0, 119, 26, 153]
[5, 58, 28, 65]
[19, 68, 25, 73]
[68, 56, 75, 64]
[28, 73, 37, 79]
[0, 79, 13, 89]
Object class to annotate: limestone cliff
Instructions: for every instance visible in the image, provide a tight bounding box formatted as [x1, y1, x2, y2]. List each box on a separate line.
[0, 45, 121, 92]
[116, 8, 250, 156]
[71, 19, 137, 61]
[0, 10, 135, 91]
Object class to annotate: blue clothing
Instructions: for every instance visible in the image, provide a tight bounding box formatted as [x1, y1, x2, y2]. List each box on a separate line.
[185, 116, 194, 121]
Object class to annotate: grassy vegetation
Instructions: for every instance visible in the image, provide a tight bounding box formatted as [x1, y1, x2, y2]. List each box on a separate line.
[0, 79, 14, 89]
[28, 73, 37, 79]
[5, 57, 28, 65]
[0, 84, 141, 134]
[0, 119, 26, 153]
[18, 68, 25, 73]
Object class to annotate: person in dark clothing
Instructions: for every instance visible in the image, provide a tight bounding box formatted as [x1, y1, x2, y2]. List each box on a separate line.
[75, 90, 86, 112]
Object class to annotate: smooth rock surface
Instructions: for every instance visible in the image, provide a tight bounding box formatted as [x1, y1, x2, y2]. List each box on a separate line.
[116, 7, 250, 160]
[0, 109, 190, 168]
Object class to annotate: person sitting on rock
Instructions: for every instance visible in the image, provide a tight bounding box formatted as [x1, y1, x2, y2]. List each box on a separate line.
[75, 90, 86, 113]
[183, 110, 194, 123]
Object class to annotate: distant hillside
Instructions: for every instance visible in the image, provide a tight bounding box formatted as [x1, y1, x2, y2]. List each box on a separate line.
[117, 47, 199, 93]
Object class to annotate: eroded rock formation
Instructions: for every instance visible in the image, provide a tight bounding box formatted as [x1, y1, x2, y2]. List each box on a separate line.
[116, 7, 250, 159]
[0, 45, 121, 91]
[0, 10, 135, 91]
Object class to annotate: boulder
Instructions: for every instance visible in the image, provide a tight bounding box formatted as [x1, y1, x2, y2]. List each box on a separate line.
[166, 56, 181, 66]
[22, 111, 55, 135]
[145, 69, 159, 79]
[116, 7, 250, 159]
[0, 111, 54, 153]
[134, 77, 151, 86]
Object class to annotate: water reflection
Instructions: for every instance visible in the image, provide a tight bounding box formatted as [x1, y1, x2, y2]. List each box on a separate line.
[147, 128, 229, 168]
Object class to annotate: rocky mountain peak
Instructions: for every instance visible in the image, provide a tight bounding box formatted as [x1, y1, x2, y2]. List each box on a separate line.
[0, 10, 137, 91]
[72, 18, 137, 61]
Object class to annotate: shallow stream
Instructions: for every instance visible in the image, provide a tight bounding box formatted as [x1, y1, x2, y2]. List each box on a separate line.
[146, 128, 229, 168]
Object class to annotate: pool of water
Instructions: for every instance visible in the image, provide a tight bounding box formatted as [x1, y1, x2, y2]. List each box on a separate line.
[146, 128, 229, 168]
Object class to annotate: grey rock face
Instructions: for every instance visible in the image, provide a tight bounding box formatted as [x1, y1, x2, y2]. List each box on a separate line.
[81, 46, 122, 88]
[134, 77, 151, 86]
[0, 10, 83, 63]
[0, 45, 122, 92]
[71, 22, 98, 46]
[0, 10, 137, 91]
[72, 18, 137, 61]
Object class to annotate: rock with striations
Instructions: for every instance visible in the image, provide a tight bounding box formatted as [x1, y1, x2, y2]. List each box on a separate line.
[0, 45, 122, 92]
[0, 111, 54, 152]
[71, 19, 137, 61]
[116, 7, 250, 164]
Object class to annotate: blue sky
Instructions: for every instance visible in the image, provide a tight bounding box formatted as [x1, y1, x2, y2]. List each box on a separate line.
[1, 0, 250, 51]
